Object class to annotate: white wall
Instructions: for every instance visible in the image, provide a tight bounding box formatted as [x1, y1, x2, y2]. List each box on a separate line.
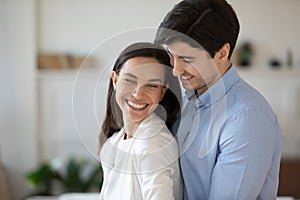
[37, 0, 300, 68]
[1, 0, 300, 198]
[37, 0, 180, 54]
[0, 0, 37, 199]
[230, 0, 300, 68]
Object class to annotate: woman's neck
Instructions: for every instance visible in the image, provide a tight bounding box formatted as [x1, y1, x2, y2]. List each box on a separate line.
[123, 120, 139, 139]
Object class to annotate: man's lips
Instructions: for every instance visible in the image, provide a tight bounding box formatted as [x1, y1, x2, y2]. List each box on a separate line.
[180, 75, 192, 80]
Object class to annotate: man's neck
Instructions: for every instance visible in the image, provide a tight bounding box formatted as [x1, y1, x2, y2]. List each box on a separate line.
[196, 60, 231, 96]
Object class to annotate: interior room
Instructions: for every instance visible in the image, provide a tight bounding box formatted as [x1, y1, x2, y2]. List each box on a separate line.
[1, 0, 300, 199]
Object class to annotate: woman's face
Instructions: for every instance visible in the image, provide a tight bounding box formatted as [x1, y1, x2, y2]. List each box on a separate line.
[111, 57, 167, 125]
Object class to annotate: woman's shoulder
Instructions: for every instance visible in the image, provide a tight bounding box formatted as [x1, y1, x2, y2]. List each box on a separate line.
[137, 113, 174, 138]
[134, 114, 178, 154]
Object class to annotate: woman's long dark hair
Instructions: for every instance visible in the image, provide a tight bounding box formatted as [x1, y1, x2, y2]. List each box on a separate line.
[98, 42, 182, 153]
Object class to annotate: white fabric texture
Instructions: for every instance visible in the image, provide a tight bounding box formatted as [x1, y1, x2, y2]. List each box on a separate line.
[100, 113, 183, 200]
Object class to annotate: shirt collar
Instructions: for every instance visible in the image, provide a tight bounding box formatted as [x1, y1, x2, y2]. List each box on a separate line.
[184, 64, 240, 109]
[121, 112, 164, 139]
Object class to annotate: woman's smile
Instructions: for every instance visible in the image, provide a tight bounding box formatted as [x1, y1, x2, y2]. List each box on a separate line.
[127, 99, 148, 110]
[112, 57, 167, 125]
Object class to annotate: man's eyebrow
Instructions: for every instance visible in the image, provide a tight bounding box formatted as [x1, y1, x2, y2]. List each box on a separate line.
[165, 47, 197, 60]
[180, 55, 197, 60]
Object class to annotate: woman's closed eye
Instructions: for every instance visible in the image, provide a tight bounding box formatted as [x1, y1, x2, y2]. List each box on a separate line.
[124, 78, 137, 84]
[146, 83, 160, 88]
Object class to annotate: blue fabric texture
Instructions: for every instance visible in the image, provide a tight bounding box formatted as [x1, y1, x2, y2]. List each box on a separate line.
[175, 65, 284, 200]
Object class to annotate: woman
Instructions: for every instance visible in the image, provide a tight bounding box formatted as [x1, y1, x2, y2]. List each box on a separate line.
[98, 42, 183, 200]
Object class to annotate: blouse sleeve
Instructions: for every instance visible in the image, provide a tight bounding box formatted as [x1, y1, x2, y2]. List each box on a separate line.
[135, 131, 179, 200]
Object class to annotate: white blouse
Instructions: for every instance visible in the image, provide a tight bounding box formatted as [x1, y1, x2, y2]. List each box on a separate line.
[100, 113, 183, 200]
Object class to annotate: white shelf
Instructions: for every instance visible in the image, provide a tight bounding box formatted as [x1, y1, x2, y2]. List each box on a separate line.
[36, 66, 300, 79]
[237, 66, 300, 77]
[36, 68, 102, 80]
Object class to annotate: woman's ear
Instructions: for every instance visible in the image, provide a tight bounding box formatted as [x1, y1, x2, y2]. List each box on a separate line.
[111, 71, 118, 89]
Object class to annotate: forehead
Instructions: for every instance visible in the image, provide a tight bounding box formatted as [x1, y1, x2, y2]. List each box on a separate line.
[166, 41, 207, 58]
[120, 57, 165, 78]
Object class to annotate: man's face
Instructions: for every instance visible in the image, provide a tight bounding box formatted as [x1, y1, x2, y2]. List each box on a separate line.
[165, 41, 222, 95]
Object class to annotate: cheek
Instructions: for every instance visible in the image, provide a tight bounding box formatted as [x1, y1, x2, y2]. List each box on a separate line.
[115, 84, 136, 107]
[150, 90, 164, 105]
[114, 87, 128, 107]
[116, 83, 132, 95]
[114, 90, 123, 109]
[190, 62, 213, 79]
[187, 66, 202, 78]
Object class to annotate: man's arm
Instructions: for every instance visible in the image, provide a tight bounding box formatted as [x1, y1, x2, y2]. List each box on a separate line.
[209, 110, 281, 200]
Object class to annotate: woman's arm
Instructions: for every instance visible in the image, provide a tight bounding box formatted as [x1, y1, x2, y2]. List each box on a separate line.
[136, 132, 181, 200]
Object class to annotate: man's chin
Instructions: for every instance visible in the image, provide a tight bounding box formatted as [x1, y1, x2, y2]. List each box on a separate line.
[181, 82, 195, 91]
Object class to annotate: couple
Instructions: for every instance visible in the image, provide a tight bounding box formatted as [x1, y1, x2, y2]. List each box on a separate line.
[98, 0, 284, 199]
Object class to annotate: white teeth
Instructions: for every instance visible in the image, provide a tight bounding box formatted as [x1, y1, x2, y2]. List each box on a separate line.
[181, 75, 192, 80]
[128, 101, 147, 109]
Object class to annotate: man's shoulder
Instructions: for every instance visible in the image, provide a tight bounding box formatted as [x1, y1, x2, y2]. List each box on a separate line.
[226, 78, 275, 118]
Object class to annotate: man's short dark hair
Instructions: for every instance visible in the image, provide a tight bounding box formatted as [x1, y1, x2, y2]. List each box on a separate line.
[155, 0, 240, 59]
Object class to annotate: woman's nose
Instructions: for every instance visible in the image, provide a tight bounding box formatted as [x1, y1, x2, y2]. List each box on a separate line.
[132, 85, 145, 99]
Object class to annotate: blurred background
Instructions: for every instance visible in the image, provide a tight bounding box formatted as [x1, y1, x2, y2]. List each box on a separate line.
[1, 0, 300, 199]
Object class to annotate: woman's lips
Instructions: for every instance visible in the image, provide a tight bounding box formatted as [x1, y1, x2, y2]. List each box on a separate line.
[127, 100, 147, 110]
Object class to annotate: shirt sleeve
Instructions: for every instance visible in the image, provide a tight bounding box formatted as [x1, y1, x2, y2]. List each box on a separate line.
[209, 110, 281, 200]
[135, 132, 178, 200]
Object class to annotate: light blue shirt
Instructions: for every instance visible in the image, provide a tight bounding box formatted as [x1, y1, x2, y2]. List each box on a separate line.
[174, 65, 284, 200]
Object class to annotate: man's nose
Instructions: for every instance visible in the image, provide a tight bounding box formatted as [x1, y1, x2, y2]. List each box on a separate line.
[171, 57, 185, 76]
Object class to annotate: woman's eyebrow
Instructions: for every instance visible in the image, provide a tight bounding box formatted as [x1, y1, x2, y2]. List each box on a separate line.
[125, 72, 163, 84]
[148, 78, 163, 84]
[124, 73, 137, 79]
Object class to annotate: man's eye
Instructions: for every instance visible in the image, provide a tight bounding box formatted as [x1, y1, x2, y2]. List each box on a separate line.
[183, 59, 192, 64]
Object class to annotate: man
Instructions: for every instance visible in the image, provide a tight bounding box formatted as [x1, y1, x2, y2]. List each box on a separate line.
[155, 0, 284, 199]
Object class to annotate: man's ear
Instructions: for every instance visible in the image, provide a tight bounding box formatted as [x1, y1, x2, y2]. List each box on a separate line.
[111, 71, 118, 89]
[216, 43, 230, 61]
